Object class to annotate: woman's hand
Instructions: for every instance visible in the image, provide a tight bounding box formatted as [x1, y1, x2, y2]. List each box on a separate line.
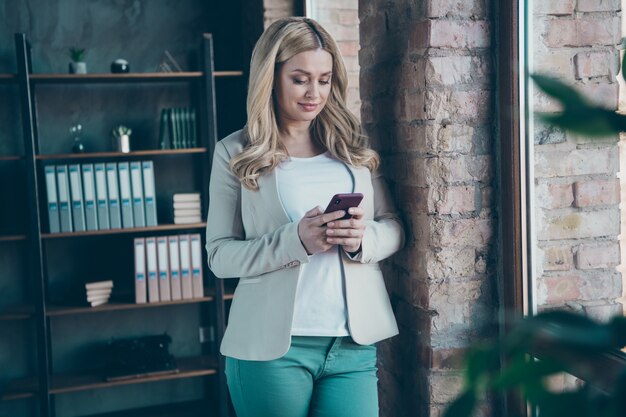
[326, 207, 366, 254]
[298, 206, 347, 255]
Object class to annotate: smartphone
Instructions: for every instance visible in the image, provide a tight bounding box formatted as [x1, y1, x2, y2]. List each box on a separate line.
[323, 193, 364, 220]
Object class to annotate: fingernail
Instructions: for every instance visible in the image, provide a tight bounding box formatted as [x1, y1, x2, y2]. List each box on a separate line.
[327, 222, 334, 227]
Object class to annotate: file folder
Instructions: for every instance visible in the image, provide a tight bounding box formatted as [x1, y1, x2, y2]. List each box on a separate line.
[130, 161, 145, 228]
[168, 235, 182, 301]
[190, 233, 204, 298]
[106, 163, 122, 229]
[94, 163, 110, 230]
[145, 237, 159, 303]
[118, 162, 134, 228]
[142, 161, 158, 226]
[81, 164, 99, 231]
[134, 238, 147, 304]
[179, 234, 193, 300]
[44, 165, 61, 233]
[56, 165, 73, 232]
[157, 236, 171, 302]
[68, 164, 86, 232]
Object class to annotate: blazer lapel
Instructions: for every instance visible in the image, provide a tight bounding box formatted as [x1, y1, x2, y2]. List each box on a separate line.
[257, 169, 292, 227]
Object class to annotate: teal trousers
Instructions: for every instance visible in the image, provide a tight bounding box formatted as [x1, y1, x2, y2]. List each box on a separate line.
[225, 336, 379, 417]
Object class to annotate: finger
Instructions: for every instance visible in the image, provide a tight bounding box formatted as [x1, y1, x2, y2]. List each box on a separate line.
[347, 207, 365, 219]
[316, 210, 346, 226]
[304, 205, 324, 218]
[326, 228, 362, 238]
[326, 236, 361, 247]
[327, 218, 364, 230]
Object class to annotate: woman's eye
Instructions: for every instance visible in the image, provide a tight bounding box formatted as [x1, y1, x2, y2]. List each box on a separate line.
[293, 79, 307, 85]
[319, 79, 331, 85]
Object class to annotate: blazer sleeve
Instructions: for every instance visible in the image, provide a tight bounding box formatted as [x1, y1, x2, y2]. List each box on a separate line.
[205, 140, 310, 279]
[346, 169, 405, 264]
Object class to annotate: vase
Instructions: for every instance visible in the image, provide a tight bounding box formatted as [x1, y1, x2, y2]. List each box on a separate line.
[69, 62, 87, 74]
[115, 134, 131, 153]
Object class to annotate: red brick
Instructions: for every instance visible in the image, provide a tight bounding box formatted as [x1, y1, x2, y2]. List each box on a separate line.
[573, 179, 619, 207]
[542, 246, 574, 271]
[337, 40, 360, 57]
[535, 0, 575, 15]
[574, 51, 617, 80]
[544, 17, 620, 47]
[535, 182, 574, 209]
[429, 20, 491, 48]
[427, 0, 488, 18]
[577, 0, 620, 12]
[436, 185, 476, 214]
[541, 275, 582, 304]
[575, 242, 620, 269]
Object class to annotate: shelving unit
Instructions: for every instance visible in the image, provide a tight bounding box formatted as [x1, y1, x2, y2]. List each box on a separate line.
[0, 32, 235, 417]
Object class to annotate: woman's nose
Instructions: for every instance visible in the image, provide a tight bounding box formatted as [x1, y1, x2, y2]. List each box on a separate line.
[306, 84, 318, 99]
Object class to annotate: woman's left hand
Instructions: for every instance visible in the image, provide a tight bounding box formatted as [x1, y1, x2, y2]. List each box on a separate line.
[325, 207, 366, 254]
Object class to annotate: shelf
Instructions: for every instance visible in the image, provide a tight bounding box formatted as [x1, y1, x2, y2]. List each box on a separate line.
[51, 355, 217, 395]
[0, 155, 23, 161]
[0, 304, 34, 321]
[0, 73, 16, 84]
[81, 399, 214, 417]
[29, 70, 243, 84]
[1, 356, 217, 399]
[0, 234, 28, 242]
[47, 296, 215, 317]
[36, 148, 207, 161]
[42, 223, 207, 239]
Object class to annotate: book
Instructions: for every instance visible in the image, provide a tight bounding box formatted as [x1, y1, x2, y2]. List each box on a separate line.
[94, 163, 110, 230]
[174, 208, 201, 217]
[118, 162, 134, 228]
[173, 193, 200, 203]
[174, 215, 202, 225]
[190, 233, 204, 298]
[86, 288, 112, 297]
[82, 164, 99, 231]
[190, 108, 197, 147]
[179, 234, 193, 299]
[130, 161, 145, 228]
[173, 201, 201, 210]
[56, 165, 73, 232]
[68, 164, 86, 232]
[106, 163, 122, 229]
[90, 299, 109, 307]
[44, 165, 61, 233]
[146, 237, 159, 303]
[142, 161, 158, 226]
[134, 238, 147, 304]
[87, 293, 111, 303]
[168, 235, 182, 301]
[85, 280, 114, 290]
[157, 236, 171, 302]
[158, 108, 170, 150]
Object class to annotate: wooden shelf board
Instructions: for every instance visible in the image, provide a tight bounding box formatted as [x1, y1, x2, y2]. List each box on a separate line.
[50, 356, 217, 395]
[0, 155, 23, 161]
[0, 304, 34, 320]
[36, 148, 207, 160]
[1, 377, 37, 401]
[47, 296, 215, 317]
[0, 234, 28, 242]
[0, 73, 17, 84]
[29, 70, 242, 84]
[80, 399, 213, 417]
[42, 223, 207, 239]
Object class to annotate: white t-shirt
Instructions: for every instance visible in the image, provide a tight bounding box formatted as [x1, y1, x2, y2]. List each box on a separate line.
[276, 151, 354, 336]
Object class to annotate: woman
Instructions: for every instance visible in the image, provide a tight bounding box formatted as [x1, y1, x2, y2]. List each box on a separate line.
[205, 16, 404, 417]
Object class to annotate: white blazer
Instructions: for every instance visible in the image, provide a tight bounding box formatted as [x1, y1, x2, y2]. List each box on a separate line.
[205, 130, 405, 360]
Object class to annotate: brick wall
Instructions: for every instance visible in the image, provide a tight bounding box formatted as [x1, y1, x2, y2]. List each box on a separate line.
[532, 0, 623, 321]
[359, 1, 495, 416]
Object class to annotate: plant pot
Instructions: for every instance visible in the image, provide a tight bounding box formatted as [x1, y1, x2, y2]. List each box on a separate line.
[69, 61, 87, 74]
[115, 134, 131, 153]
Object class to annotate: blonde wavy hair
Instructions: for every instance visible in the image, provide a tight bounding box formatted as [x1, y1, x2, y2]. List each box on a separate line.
[231, 16, 379, 190]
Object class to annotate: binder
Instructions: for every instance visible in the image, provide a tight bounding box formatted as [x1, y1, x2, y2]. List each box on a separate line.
[134, 238, 147, 304]
[106, 163, 122, 229]
[44, 165, 61, 233]
[170, 108, 179, 149]
[145, 237, 160, 303]
[190, 233, 204, 298]
[179, 234, 193, 299]
[81, 164, 99, 231]
[142, 161, 158, 226]
[157, 236, 171, 302]
[130, 161, 145, 228]
[190, 108, 197, 147]
[68, 164, 86, 232]
[56, 165, 73, 232]
[158, 108, 170, 150]
[94, 163, 110, 230]
[168, 235, 182, 301]
[118, 162, 134, 228]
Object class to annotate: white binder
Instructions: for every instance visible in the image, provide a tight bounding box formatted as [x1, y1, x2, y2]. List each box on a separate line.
[134, 238, 147, 304]
[94, 163, 110, 230]
[142, 161, 158, 226]
[157, 236, 171, 302]
[179, 234, 193, 300]
[130, 161, 145, 228]
[168, 235, 182, 301]
[190, 233, 204, 298]
[118, 162, 134, 228]
[106, 163, 121, 229]
[44, 165, 60, 233]
[68, 164, 86, 232]
[81, 164, 99, 231]
[146, 237, 159, 303]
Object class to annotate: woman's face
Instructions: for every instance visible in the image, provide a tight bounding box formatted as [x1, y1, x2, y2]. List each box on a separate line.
[274, 48, 333, 126]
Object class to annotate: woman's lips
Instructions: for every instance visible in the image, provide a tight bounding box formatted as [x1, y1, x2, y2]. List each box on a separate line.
[299, 103, 319, 112]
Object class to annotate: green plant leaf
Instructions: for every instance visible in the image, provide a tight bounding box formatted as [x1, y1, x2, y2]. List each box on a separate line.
[442, 390, 477, 417]
[531, 74, 589, 108]
[492, 357, 563, 389]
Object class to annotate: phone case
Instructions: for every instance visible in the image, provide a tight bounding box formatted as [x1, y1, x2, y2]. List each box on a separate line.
[324, 193, 364, 220]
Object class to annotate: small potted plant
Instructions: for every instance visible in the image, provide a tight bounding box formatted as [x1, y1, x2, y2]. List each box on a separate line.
[112, 125, 132, 153]
[68, 47, 87, 74]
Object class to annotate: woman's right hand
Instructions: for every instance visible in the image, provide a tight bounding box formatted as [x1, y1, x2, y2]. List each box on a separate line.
[298, 206, 346, 255]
